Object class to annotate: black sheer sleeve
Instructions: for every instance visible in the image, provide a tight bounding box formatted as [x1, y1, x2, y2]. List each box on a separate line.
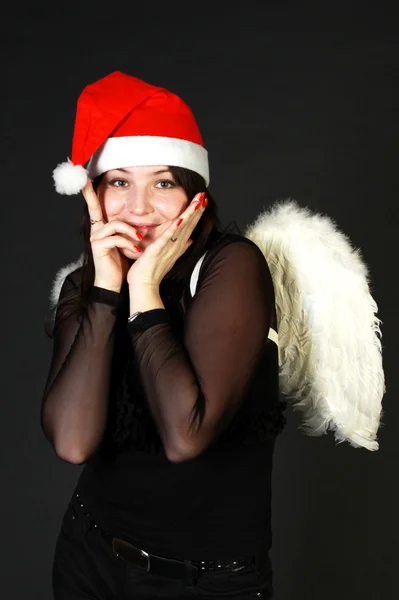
[127, 239, 274, 462]
[40, 269, 124, 464]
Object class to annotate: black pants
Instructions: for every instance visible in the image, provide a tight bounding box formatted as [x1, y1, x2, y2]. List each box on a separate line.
[52, 493, 274, 599]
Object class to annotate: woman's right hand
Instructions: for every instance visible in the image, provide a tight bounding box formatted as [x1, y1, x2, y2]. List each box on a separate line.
[82, 180, 143, 293]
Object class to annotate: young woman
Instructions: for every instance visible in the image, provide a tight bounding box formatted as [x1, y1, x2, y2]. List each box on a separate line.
[42, 70, 286, 599]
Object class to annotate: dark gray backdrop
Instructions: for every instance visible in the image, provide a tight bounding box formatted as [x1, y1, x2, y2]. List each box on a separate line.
[3, 4, 397, 599]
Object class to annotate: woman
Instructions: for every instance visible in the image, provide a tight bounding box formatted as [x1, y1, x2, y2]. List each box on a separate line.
[42, 71, 286, 599]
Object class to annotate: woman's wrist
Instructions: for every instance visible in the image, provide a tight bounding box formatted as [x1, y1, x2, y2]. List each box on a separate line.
[128, 284, 164, 315]
[89, 285, 124, 312]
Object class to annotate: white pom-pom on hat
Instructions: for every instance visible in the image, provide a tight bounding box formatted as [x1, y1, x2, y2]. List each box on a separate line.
[53, 159, 88, 195]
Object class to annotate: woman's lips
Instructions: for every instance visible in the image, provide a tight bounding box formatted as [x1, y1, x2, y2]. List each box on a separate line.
[132, 224, 159, 231]
[131, 223, 159, 229]
[136, 227, 158, 238]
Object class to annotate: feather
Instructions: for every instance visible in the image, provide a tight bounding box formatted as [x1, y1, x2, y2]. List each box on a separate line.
[49, 254, 84, 310]
[244, 199, 385, 450]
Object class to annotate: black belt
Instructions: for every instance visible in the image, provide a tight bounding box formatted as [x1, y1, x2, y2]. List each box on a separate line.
[74, 492, 255, 580]
[101, 531, 254, 579]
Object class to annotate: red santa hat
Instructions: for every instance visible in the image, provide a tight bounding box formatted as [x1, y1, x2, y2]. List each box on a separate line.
[53, 71, 210, 195]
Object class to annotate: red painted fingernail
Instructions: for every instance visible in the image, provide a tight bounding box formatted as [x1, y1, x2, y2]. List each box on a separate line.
[177, 218, 183, 226]
[136, 232, 144, 240]
[202, 197, 208, 207]
[195, 192, 206, 209]
[134, 245, 142, 252]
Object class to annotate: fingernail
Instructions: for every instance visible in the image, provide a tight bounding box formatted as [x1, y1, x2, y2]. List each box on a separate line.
[177, 218, 183, 226]
[202, 196, 208, 207]
[136, 232, 144, 240]
[195, 192, 205, 209]
[134, 245, 142, 252]
[195, 193, 205, 210]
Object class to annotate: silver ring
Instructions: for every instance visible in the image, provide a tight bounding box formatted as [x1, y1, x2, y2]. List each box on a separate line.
[170, 236, 178, 242]
[90, 218, 102, 225]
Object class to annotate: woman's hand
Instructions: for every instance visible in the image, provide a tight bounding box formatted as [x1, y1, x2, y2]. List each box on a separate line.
[82, 180, 143, 292]
[126, 192, 208, 289]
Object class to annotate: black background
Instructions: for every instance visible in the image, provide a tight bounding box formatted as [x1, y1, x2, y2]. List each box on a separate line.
[3, 3, 398, 599]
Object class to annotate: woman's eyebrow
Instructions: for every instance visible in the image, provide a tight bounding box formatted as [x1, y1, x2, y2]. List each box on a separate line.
[152, 169, 172, 175]
[114, 168, 171, 175]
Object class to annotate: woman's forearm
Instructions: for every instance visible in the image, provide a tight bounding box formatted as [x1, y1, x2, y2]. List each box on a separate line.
[41, 301, 118, 464]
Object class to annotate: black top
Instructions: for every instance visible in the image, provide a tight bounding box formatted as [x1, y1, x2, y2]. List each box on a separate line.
[41, 231, 286, 561]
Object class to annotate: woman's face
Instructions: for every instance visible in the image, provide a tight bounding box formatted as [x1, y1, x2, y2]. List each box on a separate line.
[96, 165, 189, 259]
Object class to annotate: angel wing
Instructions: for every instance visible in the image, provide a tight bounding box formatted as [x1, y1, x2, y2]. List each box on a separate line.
[243, 199, 385, 451]
[49, 255, 83, 311]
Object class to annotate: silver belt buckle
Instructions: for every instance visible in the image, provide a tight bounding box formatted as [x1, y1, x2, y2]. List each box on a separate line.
[112, 538, 151, 572]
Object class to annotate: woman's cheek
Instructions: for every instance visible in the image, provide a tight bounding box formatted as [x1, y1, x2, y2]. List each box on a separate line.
[104, 195, 124, 217]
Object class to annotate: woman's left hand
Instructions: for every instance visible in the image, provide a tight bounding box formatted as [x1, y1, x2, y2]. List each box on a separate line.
[126, 191, 208, 288]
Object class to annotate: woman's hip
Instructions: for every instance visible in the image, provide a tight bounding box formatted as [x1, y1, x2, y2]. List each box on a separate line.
[52, 489, 273, 599]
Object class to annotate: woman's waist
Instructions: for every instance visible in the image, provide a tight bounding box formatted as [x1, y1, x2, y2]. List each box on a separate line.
[75, 454, 273, 559]
[77, 461, 273, 520]
[79, 442, 274, 504]
[71, 480, 273, 560]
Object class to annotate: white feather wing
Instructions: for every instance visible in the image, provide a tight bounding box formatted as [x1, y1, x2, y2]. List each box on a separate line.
[244, 199, 385, 451]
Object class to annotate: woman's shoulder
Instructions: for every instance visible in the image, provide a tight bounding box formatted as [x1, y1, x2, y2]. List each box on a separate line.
[203, 229, 269, 271]
[188, 229, 272, 301]
[207, 228, 263, 256]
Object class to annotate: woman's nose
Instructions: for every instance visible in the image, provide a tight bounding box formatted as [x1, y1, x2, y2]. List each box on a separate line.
[124, 187, 150, 211]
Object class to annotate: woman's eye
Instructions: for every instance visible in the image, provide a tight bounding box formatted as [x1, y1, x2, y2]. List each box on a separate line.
[156, 179, 175, 189]
[110, 179, 128, 187]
